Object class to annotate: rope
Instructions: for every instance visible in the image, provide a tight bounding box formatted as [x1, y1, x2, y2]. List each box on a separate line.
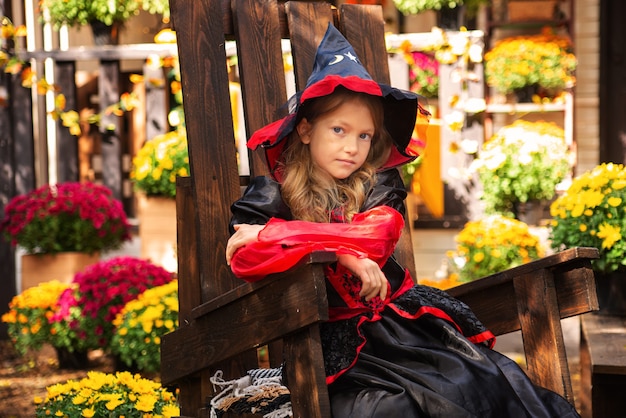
[209, 367, 293, 418]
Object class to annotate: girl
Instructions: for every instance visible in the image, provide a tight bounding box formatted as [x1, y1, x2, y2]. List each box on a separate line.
[225, 24, 580, 418]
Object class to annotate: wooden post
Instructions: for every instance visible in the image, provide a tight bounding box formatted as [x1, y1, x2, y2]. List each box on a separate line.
[55, 60, 79, 183]
[99, 59, 124, 204]
[0, 0, 36, 339]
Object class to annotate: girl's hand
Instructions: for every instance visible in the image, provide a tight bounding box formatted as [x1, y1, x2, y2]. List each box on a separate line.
[337, 254, 389, 301]
[226, 224, 265, 265]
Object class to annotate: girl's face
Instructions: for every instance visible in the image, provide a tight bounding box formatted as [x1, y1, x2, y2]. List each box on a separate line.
[297, 99, 374, 180]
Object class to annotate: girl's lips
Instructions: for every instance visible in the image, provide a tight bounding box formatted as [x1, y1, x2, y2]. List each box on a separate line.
[337, 159, 356, 165]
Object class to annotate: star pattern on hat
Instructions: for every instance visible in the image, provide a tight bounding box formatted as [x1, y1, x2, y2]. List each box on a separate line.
[346, 51, 358, 62]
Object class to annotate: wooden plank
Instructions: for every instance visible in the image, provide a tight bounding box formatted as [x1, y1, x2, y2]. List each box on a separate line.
[233, 0, 287, 177]
[580, 314, 626, 418]
[170, 0, 241, 301]
[173, 177, 203, 415]
[190, 251, 335, 319]
[175, 176, 200, 324]
[161, 263, 329, 384]
[55, 61, 79, 183]
[514, 269, 573, 402]
[581, 314, 626, 375]
[99, 60, 123, 202]
[286, 2, 334, 90]
[1, 70, 34, 339]
[0, 73, 16, 339]
[339, 4, 390, 83]
[9, 74, 36, 193]
[143, 61, 168, 142]
[283, 325, 331, 417]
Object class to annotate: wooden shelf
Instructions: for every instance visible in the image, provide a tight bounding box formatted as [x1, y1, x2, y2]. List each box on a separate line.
[488, 19, 571, 30]
[484, 92, 573, 147]
[485, 102, 567, 113]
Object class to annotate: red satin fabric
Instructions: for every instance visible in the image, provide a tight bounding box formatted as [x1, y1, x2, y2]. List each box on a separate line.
[230, 206, 404, 282]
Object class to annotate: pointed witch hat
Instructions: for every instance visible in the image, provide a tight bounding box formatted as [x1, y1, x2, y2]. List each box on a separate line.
[247, 23, 429, 179]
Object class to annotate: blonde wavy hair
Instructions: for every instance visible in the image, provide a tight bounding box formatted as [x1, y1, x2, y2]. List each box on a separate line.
[278, 87, 392, 222]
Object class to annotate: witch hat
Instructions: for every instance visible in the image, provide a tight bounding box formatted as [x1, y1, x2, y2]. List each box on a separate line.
[247, 23, 428, 178]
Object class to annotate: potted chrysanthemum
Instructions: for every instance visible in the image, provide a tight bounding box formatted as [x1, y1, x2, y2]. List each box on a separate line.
[484, 29, 577, 101]
[1, 281, 70, 356]
[131, 129, 188, 271]
[111, 279, 179, 373]
[550, 162, 626, 314]
[470, 120, 571, 221]
[50, 256, 176, 354]
[451, 214, 545, 282]
[131, 130, 189, 199]
[34, 371, 180, 417]
[0, 181, 132, 287]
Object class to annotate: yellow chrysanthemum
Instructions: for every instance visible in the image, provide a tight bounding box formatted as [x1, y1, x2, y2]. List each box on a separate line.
[550, 163, 626, 273]
[597, 223, 621, 249]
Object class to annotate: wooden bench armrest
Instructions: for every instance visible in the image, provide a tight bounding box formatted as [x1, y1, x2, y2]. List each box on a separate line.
[447, 247, 600, 335]
[161, 252, 335, 384]
[448, 246, 599, 402]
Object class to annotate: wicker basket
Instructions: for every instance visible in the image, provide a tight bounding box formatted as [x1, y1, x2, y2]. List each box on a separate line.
[507, 0, 558, 22]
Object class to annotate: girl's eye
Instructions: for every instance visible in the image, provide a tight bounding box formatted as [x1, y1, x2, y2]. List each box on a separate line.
[333, 127, 344, 134]
[359, 133, 373, 141]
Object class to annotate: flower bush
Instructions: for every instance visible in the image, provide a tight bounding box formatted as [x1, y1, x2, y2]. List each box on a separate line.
[451, 215, 545, 281]
[470, 120, 571, 217]
[34, 370, 180, 417]
[1, 280, 71, 355]
[111, 280, 178, 373]
[550, 163, 626, 273]
[0, 182, 132, 255]
[51, 256, 176, 352]
[484, 29, 577, 95]
[39, 0, 141, 28]
[39, 0, 170, 29]
[48, 286, 91, 353]
[392, 0, 487, 15]
[407, 50, 439, 98]
[131, 130, 189, 198]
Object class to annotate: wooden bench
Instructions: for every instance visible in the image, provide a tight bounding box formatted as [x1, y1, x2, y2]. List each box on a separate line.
[579, 314, 626, 417]
[159, 1, 600, 416]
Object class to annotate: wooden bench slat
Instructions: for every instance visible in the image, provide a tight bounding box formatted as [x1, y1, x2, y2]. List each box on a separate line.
[161, 262, 329, 384]
[286, 2, 335, 89]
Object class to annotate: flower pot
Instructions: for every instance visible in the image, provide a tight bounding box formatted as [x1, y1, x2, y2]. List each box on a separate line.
[507, 1, 558, 22]
[437, 5, 465, 30]
[137, 195, 177, 272]
[20, 252, 100, 290]
[594, 270, 626, 316]
[513, 200, 547, 226]
[90, 21, 120, 46]
[54, 346, 90, 370]
[512, 85, 539, 103]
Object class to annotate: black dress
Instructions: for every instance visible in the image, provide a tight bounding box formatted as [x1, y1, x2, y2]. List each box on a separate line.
[229, 169, 580, 418]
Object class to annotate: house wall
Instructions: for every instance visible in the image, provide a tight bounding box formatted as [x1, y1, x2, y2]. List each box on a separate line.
[574, 0, 600, 174]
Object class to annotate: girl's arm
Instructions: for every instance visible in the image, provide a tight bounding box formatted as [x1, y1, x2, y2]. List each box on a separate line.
[229, 206, 404, 282]
[337, 253, 389, 301]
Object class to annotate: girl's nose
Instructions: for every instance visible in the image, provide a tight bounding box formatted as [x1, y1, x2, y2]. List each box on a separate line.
[343, 136, 359, 154]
